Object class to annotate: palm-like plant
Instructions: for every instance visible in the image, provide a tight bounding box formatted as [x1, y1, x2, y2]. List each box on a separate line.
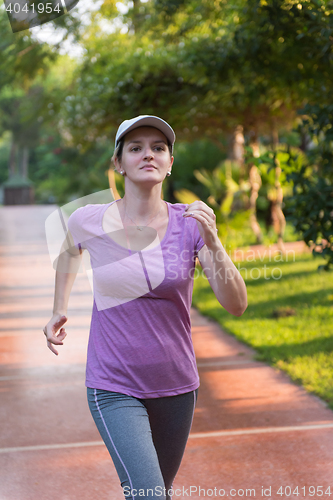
[175, 160, 251, 249]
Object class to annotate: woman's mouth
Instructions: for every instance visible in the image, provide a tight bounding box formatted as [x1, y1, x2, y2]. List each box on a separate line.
[141, 164, 156, 170]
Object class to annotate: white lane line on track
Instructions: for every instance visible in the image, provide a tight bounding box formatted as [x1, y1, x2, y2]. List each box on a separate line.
[189, 423, 333, 438]
[0, 441, 104, 454]
[2, 423, 333, 454]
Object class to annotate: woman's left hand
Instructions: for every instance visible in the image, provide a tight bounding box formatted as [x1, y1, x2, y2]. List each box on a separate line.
[183, 201, 218, 248]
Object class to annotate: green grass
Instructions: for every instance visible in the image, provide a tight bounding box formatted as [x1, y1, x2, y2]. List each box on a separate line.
[193, 252, 333, 409]
[222, 220, 303, 251]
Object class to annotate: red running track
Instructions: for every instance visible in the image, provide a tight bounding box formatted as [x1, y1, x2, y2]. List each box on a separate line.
[0, 205, 333, 500]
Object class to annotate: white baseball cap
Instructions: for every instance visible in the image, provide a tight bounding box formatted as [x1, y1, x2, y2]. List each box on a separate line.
[115, 115, 176, 151]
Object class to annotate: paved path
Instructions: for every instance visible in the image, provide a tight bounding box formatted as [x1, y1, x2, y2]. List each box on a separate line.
[1, 205, 333, 500]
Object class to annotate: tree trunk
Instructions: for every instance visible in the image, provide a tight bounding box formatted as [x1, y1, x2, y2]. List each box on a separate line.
[21, 146, 29, 179]
[229, 125, 245, 179]
[248, 130, 263, 244]
[226, 124, 249, 213]
[271, 126, 286, 254]
[9, 139, 17, 178]
[230, 125, 245, 163]
[299, 128, 311, 152]
[132, 0, 141, 33]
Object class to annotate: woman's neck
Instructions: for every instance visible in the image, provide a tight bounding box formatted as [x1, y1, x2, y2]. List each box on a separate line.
[120, 185, 165, 223]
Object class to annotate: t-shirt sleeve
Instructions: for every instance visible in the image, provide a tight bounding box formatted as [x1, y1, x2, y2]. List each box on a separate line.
[193, 222, 205, 255]
[67, 207, 85, 250]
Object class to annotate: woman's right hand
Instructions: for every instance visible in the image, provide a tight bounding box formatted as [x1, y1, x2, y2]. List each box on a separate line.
[43, 313, 68, 356]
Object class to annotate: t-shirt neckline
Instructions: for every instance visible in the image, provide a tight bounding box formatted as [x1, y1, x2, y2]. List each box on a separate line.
[99, 199, 172, 251]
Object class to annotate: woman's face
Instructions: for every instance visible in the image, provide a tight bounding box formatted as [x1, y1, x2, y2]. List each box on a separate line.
[115, 126, 174, 186]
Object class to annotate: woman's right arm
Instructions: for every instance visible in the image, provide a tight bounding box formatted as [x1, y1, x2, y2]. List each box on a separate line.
[43, 235, 84, 356]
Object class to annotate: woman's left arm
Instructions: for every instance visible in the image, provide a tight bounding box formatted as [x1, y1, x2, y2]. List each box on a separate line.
[183, 201, 247, 317]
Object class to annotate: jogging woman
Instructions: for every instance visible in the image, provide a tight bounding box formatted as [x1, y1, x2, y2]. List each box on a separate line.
[43, 115, 247, 500]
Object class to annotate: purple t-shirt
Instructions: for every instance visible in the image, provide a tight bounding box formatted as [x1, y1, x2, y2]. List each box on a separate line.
[67, 200, 205, 398]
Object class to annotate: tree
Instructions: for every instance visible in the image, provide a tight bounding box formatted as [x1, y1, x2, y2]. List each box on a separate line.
[0, 5, 84, 194]
[287, 104, 333, 271]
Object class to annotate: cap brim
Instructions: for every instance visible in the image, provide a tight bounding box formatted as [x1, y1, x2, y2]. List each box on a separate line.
[116, 116, 175, 148]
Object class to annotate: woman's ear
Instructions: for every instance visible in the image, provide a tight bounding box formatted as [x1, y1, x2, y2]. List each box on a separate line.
[113, 156, 121, 174]
[169, 155, 174, 173]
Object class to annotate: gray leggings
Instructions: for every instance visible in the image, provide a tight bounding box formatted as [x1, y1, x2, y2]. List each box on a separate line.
[87, 387, 198, 500]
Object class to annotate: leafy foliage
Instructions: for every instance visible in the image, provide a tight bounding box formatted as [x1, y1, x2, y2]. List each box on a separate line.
[286, 104, 333, 270]
[1, 0, 333, 229]
[175, 160, 251, 248]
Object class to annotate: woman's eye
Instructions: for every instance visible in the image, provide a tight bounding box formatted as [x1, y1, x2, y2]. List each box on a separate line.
[129, 145, 165, 152]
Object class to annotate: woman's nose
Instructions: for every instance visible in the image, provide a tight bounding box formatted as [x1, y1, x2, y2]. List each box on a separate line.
[143, 151, 154, 161]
